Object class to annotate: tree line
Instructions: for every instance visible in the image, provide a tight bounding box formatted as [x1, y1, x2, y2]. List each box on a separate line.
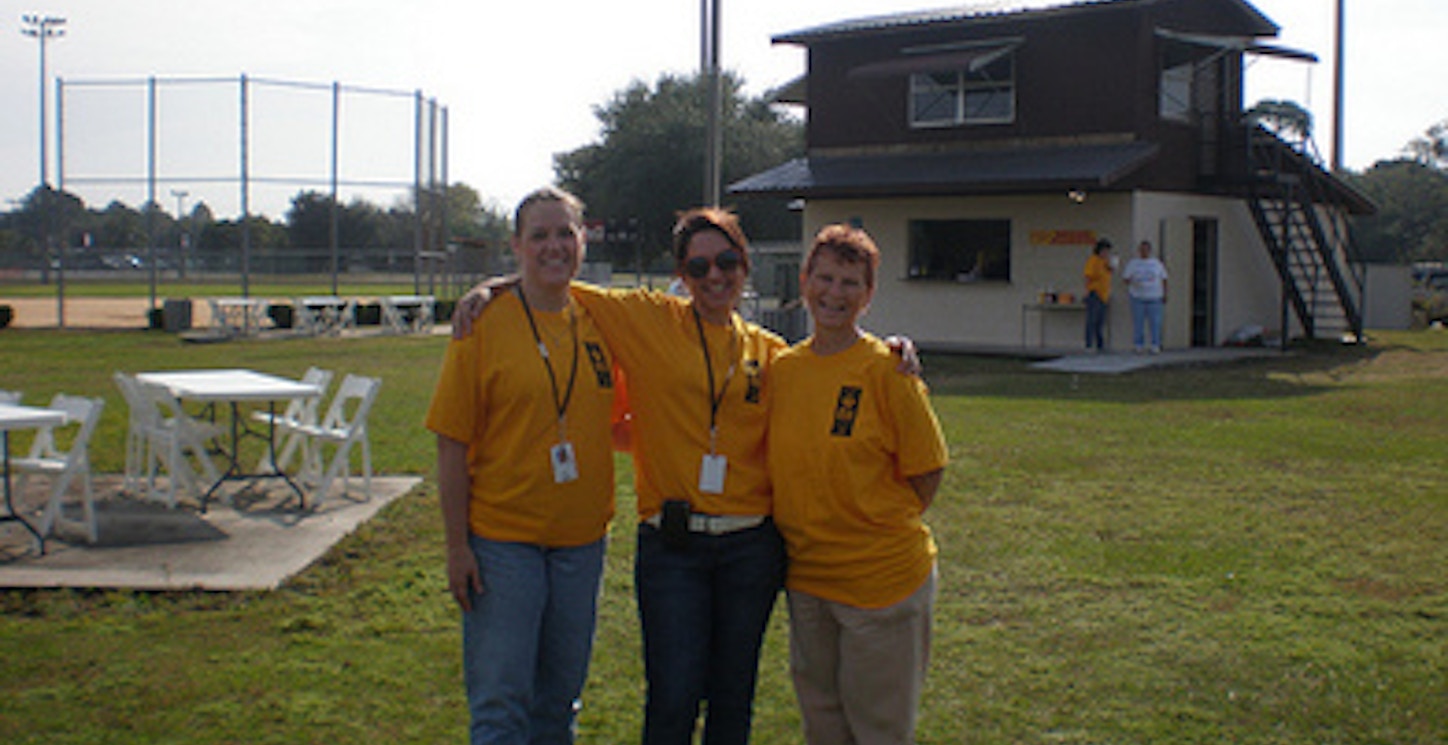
[1, 73, 1443, 278]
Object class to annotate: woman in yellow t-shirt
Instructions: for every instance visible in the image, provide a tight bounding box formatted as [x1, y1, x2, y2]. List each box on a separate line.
[426, 187, 623, 743]
[1083, 238, 1114, 352]
[768, 224, 948, 745]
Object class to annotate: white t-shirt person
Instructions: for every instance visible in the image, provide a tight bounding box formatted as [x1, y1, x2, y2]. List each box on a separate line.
[1122, 244, 1168, 301]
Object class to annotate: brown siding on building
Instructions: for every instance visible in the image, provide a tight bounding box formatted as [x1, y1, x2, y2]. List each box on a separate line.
[796, 1, 1276, 195]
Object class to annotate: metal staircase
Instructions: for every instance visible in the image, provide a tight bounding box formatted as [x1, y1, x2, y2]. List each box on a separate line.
[1244, 125, 1365, 342]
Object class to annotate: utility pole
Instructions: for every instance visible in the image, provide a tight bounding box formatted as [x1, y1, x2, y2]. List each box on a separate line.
[21, 14, 66, 188]
[701, 0, 723, 206]
[1331, 0, 1345, 172]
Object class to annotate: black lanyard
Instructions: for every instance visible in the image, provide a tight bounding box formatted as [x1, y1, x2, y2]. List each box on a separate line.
[517, 287, 579, 433]
[691, 305, 737, 452]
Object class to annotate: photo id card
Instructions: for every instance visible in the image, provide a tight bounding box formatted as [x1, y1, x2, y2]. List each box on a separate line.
[551, 441, 579, 484]
[699, 454, 727, 494]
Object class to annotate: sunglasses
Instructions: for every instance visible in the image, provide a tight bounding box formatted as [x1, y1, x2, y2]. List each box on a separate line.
[683, 249, 743, 279]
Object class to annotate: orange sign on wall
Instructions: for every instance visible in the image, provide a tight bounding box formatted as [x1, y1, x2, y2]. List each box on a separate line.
[1029, 229, 1097, 246]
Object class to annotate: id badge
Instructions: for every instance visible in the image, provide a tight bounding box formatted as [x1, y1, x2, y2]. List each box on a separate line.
[698, 454, 727, 494]
[551, 441, 580, 484]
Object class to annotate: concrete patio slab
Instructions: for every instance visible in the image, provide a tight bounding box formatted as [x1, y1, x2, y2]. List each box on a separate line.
[1030, 347, 1280, 374]
[0, 474, 422, 591]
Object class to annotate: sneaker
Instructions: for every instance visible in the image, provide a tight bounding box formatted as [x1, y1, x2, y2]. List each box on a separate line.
[1134, 346, 1145, 355]
[1149, 345, 1161, 355]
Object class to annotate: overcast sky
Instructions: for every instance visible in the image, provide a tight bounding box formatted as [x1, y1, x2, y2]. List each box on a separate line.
[2, 0, 1443, 219]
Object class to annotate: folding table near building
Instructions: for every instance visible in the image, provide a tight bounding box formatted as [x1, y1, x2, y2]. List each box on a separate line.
[379, 295, 435, 334]
[293, 296, 354, 336]
[136, 369, 322, 510]
[0, 401, 67, 554]
[208, 297, 269, 337]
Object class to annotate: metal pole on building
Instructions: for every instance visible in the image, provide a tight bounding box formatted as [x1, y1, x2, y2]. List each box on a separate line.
[21, 14, 65, 188]
[1330, 0, 1345, 172]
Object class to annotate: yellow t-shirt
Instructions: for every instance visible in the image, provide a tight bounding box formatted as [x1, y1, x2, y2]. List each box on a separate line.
[767, 334, 949, 608]
[572, 283, 786, 521]
[1084, 253, 1113, 302]
[425, 291, 619, 547]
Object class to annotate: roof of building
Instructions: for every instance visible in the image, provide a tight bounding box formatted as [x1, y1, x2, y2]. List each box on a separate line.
[727, 141, 1161, 198]
[773, 0, 1278, 46]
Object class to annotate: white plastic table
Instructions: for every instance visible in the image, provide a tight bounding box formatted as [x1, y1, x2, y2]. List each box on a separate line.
[379, 295, 435, 334]
[136, 370, 322, 509]
[208, 297, 270, 336]
[294, 296, 354, 336]
[0, 402, 68, 553]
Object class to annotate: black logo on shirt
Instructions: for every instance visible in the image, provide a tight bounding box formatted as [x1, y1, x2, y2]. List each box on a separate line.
[831, 386, 862, 437]
[743, 358, 762, 404]
[585, 342, 613, 388]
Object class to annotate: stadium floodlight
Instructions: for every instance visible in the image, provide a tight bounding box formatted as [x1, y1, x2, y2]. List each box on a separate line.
[21, 14, 67, 188]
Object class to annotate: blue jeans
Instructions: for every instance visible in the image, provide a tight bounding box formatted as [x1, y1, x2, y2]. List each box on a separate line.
[1130, 296, 1165, 349]
[1084, 291, 1108, 349]
[635, 519, 786, 745]
[462, 534, 606, 745]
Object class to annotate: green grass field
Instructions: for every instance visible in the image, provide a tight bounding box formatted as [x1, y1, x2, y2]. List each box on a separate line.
[0, 328, 1444, 744]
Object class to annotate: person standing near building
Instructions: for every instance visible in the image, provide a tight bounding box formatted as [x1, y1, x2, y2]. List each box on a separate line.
[1121, 239, 1169, 353]
[427, 186, 623, 744]
[768, 224, 948, 745]
[1082, 238, 1114, 352]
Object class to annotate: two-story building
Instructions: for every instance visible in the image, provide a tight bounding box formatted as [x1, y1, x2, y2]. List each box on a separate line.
[730, 0, 1372, 351]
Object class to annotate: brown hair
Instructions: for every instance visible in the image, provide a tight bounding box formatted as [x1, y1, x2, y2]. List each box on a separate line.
[671, 207, 751, 274]
[514, 186, 584, 237]
[805, 224, 881, 290]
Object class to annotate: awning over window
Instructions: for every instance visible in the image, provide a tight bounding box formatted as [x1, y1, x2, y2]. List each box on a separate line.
[1156, 27, 1317, 63]
[848, 40, 1021, 80]
[768, 75, 808, 106]
[728, 141, 1161, 199]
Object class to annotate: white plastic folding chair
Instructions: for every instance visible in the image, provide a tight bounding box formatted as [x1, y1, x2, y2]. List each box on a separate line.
[296, 374, 381, 505]
[0, 390, 21, 404]
[252, 366, 332, 474]
[115, 372, 205, 506]
[114, 373, 151, 494]
[12, 394, 105, 543]
[130, 378, 225, 507]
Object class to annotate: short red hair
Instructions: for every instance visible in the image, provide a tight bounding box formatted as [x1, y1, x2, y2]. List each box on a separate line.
[805, 224, 881, 290]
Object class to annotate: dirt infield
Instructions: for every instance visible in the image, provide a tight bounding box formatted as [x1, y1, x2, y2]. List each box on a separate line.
[2, 296, 173, 329]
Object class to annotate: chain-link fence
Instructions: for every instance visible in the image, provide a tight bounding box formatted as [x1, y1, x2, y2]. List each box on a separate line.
[7, 73, 459, 298]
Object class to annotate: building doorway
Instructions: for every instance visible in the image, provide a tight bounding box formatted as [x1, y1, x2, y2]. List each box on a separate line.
[1191, 218, 1219, 347]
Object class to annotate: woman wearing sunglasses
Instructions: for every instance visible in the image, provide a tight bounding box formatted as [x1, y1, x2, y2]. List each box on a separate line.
[456, 207, 786, 745]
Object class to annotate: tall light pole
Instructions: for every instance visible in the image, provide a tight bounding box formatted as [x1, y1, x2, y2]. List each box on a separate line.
[702, 0, 723, 206]
[171, 189, 189, 220]
[172, 189, 190, 278]
[21, 14, 66, 188]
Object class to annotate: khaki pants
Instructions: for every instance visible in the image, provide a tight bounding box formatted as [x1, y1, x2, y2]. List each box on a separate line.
[786, 567, 936, 745]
